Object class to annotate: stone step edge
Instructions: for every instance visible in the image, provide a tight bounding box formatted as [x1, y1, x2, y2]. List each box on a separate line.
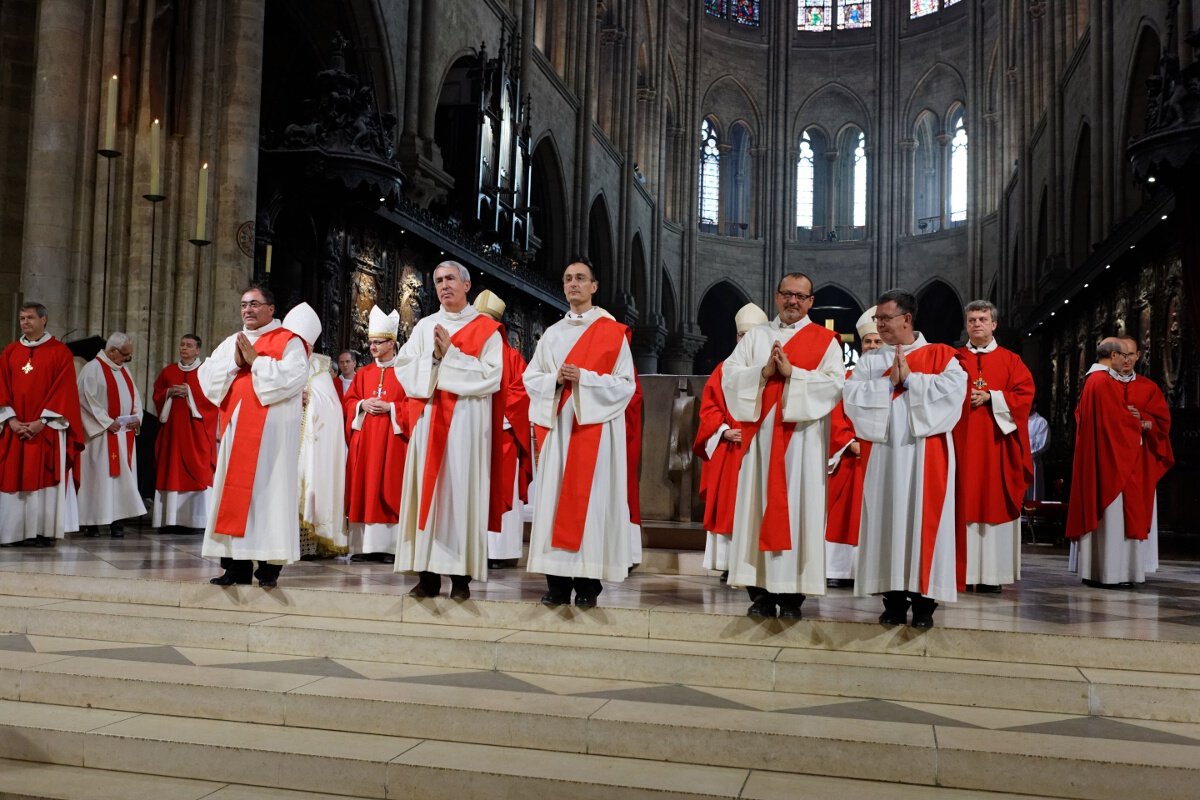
[4, 699, 1197, 800]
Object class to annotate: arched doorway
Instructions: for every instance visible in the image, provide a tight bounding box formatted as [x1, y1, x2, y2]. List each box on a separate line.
[530, 137, 568, 280]
[588, 195, 615, 305]
[811, 285, 864, 340]
[695, 280, 751, 374]
[915, 280, 963, 345]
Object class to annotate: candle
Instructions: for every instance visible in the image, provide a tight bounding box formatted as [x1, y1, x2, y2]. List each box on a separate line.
[104, 75, 118, 152]
[195, 162, 209, 241]
[149, 119, 161, 196]
[265, 243, 273, 274]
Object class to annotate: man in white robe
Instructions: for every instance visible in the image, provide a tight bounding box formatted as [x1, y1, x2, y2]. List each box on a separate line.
[77, 332, 146, 537]
[524, 258, 636, 608]
[298, 352, 348, 557]
[200, 287, 318, 587]
[0, 303, 83, 547]
[721, 273, 845, 618]
[393, 261, 503, 600]
[843, 290, 966, 628]
[1026, 409, 1050, 501]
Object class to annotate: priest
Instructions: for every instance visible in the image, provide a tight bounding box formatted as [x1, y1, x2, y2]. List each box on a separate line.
[201, 286, 318, 587]
[721, 273, 845, 618]
[77, 332, 146, 537]
[524, 257, 636, 608]
[473, 290, 533, 570]
[344, 306, 407, 564]
[825, 306, 884, 588]
[0, 303, 84, 547]
[393, 261, 503, 600]
[953, 300, 1035, 593]
[298, 350, 347, 558]
[693, 303, 768, 580]
[151, 334, 217, 532]
[843, 290, 966, 628]
[1066, 337, 1173, 586]
[334, 351, 357, 404]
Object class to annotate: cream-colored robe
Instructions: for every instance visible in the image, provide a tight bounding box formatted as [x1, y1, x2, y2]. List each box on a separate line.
[76, 353, 146, 526]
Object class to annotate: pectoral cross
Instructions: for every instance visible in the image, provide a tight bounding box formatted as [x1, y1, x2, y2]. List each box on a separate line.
[973, 375, 988, 390]
[21, 360, 33, 374]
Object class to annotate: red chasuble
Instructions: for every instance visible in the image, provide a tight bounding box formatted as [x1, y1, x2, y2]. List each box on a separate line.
[213, 328, 304, 537]
[693, 362, 740, 536]
[735, 324, 839, 552]
[152, 364, 218, 492]
[886, 343, 960, 595]
[533, 316, 629, 551]
[488, 341, 533, 532]
[412, 315, 503, 530]
[343, 362, 409, 524]
[626, 368, 644, 526]
[1066, 373, 1174, 541]
[0, 338, 85, 492]
[825, 370, 871, 547]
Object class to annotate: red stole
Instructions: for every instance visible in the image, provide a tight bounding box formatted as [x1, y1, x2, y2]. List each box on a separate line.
[626, 368, 644, 526]
[152, 363, 218, 492]
[534, 317, 628, 552]
[344, 362, 408, 524]
[0, 338, 86, 493]
[415, 315, 502, 530]
[733, 324, 838, 552]
[488, 342, 532, 532]
[100, 363, 137, 477]
[825, 370, 871, 546]
[886, 343, 959, 595]
[693, 362, 740, 536]
[213, 328, 302, 537]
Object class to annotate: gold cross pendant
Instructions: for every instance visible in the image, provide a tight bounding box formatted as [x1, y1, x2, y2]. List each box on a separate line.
[21, 360, 33, 374]
[973, 376, 988, 390]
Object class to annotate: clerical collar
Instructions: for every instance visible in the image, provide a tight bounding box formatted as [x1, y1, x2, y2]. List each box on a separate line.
[1106, 367, 1136, 383]
[178, 358, 201, 372]
[243, 319, 281, 338]
[1086, 362, 1107, 375]
[374, 356, 397, 368]
[440, 305, 476, 322]
[565, 306, 600, 325]
[97, 351, 124, 370]
[772, 316, 810, 331]
[19, 333, 51, 347]
[966, 339, 998, 354]
[883, 332, 927, 355]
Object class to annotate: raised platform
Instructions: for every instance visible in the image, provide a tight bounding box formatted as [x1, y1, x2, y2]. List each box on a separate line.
[0, 534, 1198, 799]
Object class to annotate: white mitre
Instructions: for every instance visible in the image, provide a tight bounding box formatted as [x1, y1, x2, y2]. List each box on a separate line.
[368, 305, 400, 340]
[855, 305, 878, 339]
[473, 290, 506, 322]
[283, 302, 322, 348]
[734, 303, 768, 334]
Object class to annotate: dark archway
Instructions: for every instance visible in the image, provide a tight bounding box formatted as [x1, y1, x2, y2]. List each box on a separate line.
[1068, 125, 1092, 268]
[433, 55, 484, 223]
[661, 267, 678, 332]
[695, 280, 751, 375]
[1120, 27, 1162, 217]
[588, 195, 615, 306]
[530, 137, 568, 281]
[811, 285, 865, 342]
[630, 232, 648, 319]
[915, 280, 963, 345]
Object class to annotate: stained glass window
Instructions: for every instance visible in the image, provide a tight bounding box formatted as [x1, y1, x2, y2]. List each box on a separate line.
[852, 131, 867, 227]
[705, 0, 727, 18]
[699, 119, 720, 229]
[911, 0, 937, 18]
[838, 1, 871, 29]
[796, 132, 815, 228]
[731, 0, 760, 26]
[798, 2, 832, 31]
[949, 112, 968, 223]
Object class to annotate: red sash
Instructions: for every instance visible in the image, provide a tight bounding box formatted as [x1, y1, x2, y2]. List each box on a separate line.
[213, 328, 301, 537]
[533, 317, 628, 551]
[416, 315, 502, 530]
[885, 343, 958, 595]
[101, 364, 137, 477]
[729, 324, 837, 552]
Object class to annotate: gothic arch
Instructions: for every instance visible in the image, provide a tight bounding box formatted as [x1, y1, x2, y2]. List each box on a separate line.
[1067, 122, 1092, 268]
[902, 62, 968, 128]
[661, 266, 679, 332]
[914, 279, 964, 345]
[530, 134, 569, 280]
[588, 194, 616, 304]
[1118, 23, 1163, 217]
[811, 284, 865, 339]
[793, 82, 871, 142]
[700, 75, 763, 138]
[695, 279, 752, 375]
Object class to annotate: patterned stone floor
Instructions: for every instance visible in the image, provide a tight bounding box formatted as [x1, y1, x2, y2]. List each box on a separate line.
[1, 523, 1198, 642]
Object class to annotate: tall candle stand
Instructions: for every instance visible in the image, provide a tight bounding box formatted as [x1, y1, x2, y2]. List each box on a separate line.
[97, 149, 121, 334]
[143, 187, 165, 398]
[189, 238, 211, 332]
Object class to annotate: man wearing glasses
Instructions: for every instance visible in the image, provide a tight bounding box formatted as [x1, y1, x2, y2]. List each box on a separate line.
[720, 273, 845, 619]
[1067, 337, 1173, 587]
[200, 285, 319, 587]
[77, 332, 145, 538]
[843, 290, 966, 628]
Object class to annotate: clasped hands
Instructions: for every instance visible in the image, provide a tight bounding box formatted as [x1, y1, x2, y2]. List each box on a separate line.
[889, 347, 911, 388]
[166, 384, 189, 399]
[106, 419, 140, 434]
[760, 341, 793, 379]
[1127, 405, 1152, 431]
[970, 388, 991, 408]
[7, 418, 46, 440]
[363, 398, 391, 415]
[433, 325, 451, 361]
[234, 333, 258, 368]
[557, 363, 581, 385]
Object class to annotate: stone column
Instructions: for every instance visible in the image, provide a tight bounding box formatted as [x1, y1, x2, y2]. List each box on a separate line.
[20, 0, 87, 321]
[573, 4, 597, 253]
[897, 138, 917, 237]
[210, 0, 265, 321]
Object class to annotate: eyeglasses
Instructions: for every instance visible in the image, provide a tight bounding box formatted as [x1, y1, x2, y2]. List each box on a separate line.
[872, 312, 908, 322]
[777, 291, 813, 301]
[239, 300, 270, 309]
[367, 339, 390, 346]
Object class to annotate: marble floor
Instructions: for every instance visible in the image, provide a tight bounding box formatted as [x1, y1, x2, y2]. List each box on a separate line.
[1, 524, 1198, 644]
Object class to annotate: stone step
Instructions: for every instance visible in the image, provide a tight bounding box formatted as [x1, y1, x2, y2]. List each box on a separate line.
[3, 593, 1200, 722]
[1, 699, 1194, 800]
[3, 570, 1198, 675]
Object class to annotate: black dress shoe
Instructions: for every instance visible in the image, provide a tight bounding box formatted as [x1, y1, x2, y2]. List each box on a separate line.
[258, 578, 277, 588]
[747, 599, 777, 618]
[380, 554, 395, 564]
[487, 559, 504, 569]
[574, 594, 598, 609]
[34, 536, 55, 548]
[910, 597, 938, 629]
[541, 591, 571, 607]
[719, 570, 729, 584]
[449, 576, 471, 601]
[879, 592, 910, 626]
[777, 603, 803, 619]
[109, 525, 124, 539]
[209, 573, 250, 586]
[973, 584, 1002, 594]
[408, 583, 440, 598]
[81, 526, 99, 538]
[349, 553, 374, 563]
